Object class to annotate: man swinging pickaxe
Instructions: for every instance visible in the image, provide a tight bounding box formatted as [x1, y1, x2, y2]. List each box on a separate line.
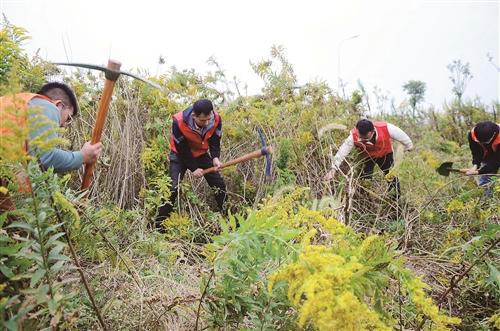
[155, 99, 272, 233]
[55, 60, 161, 190]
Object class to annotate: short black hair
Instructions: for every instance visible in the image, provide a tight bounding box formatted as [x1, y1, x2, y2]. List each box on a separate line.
[38, 82, 79, 116]
[192, 99, 213, 116]
[474, 121, 499, 143]
[356, 119, 374, 135]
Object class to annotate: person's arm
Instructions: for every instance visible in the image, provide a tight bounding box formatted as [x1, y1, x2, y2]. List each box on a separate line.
[332, 135, 354, 170]
[208, 118, 222, 159]
[478, 150, 500, 175]
[172, 118, 197, 171]
[28, 98, 83, 173]
[387, 123, 413, 151]
[468, 132, 484, 168]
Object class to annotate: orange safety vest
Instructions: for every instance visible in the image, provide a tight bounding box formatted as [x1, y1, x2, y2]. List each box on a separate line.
[169, 111, 221, 158]
[0, 93, 56, 192]
[351, 121, 393, 158]
[470, 123, 500, 158]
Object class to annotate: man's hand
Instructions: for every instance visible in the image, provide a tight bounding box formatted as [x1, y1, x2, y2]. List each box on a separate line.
[212, 157, 222, 171]
[465, 168, 479, 176]
[81, 142, 103, 164]
[192, 168, 204, 178]
[323, 168, 336, 181]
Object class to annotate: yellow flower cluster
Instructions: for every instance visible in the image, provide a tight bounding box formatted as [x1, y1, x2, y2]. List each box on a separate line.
[420, 150, 440, 169]
[52, 191, 80, 231]
[445, 198, 478, 215]
[269, 245, 390, 330]
[404, 277, 461, 329]
[258, 188, 460, 330]
[161, 212, 191, 239]
[490, 313, 500, 329]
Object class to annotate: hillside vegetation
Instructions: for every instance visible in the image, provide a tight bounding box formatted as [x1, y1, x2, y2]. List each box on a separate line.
[1, 20, 499, 330]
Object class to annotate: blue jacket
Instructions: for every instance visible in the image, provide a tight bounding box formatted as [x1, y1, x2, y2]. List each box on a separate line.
[28, 98, 83, 173]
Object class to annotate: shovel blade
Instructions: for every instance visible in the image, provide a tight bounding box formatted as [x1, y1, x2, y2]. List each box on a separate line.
[437, 162, 454, 177]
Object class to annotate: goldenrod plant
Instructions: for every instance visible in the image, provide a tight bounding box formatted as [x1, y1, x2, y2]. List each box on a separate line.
[1, 20, 498, 329]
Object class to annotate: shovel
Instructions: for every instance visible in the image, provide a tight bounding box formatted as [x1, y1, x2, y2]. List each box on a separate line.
[436, 162, 468, 177]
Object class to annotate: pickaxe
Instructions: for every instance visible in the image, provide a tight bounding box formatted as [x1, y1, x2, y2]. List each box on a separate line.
[54, 60, 161, 190]
[202, 127, 273, 181]
[436, 162, 468, 177]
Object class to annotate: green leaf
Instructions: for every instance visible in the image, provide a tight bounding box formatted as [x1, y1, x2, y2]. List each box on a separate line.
[48, 298, 59, 315]
[0, 264, 15, 278]
[0, 243, 23, 255]
[50, 260, 67, 274]
[6, 221, 34, 233]
[37, 211, 47, 222]
[48, 243, 65, 260]
[486, 263, 500, 290]
[219, 217, 228, 234]
[46, 232, 66, 247]
[30, 268, 46, 287]
[4, 319, 18, 331]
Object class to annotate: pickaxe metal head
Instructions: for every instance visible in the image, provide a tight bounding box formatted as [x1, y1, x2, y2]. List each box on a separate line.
[53, 61, 161, 89]
[257, 126, 272, 181]
[53, 59, 161, 190]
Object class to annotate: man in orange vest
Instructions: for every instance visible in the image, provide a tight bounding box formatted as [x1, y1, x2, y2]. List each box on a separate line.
[155, 99, 226, 231]
[324, 119, 414, 198]
[1, 82, 103, 210]
[465, 121, 499, 189]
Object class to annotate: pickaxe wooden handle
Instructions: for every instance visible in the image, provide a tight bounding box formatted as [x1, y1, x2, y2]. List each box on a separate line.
[81, 60, 121, 190]
[202, 146, 273, 175]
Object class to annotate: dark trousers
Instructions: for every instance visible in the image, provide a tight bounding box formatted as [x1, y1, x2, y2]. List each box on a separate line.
[361, 152, 400, 199]
[156, 152, 227, 226]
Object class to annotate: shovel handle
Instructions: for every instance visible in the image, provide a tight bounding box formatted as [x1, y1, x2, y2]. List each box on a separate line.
[81, 59, 122, 190]
[202, 146, 272, 175]
[453, 168, 469, 174]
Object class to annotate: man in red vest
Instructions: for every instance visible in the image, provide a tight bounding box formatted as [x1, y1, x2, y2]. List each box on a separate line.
[324, 119, 414, 198]
[465, 121, 499, 189]
[155, 99, 226, 231]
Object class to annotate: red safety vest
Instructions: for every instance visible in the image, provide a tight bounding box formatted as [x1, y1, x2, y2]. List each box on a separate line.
[470, 123, 500, 158]
[169, 111, 221, 158]
[351, 121, 393, 158]
[1, 93, 56, 193]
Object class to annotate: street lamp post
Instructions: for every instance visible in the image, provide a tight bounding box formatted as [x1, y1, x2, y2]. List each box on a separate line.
[337, 34, 360, 98]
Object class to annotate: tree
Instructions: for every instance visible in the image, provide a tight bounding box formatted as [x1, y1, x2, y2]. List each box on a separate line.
[402, 80, 426, 116]
[447, 59, 473, 104]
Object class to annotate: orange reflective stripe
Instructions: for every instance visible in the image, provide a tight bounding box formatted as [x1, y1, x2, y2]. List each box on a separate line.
[169, 111, 221, 157]
[470, 123, 500, 156]
[0, 93, 54, 193]
[352, 121, 393, 158]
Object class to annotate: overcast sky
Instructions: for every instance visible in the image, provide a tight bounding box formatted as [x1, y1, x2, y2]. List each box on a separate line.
[2, 0, 499, 108]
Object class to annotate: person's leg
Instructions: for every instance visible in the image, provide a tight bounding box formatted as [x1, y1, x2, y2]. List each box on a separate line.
[478, 163, 498, 196]
[377, 153, 400, 199]
[198, 154, 227, 212]
[478, 175, 492, 186]
[156, 153, 187, 229]
[360, 157, 376, 179]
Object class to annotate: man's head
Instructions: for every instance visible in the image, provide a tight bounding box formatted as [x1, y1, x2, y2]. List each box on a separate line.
[191, 99, 214, 128]
[38, 82, 78, 127]
[356, 119, 375, 142]
[474, 121, 499, 144]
